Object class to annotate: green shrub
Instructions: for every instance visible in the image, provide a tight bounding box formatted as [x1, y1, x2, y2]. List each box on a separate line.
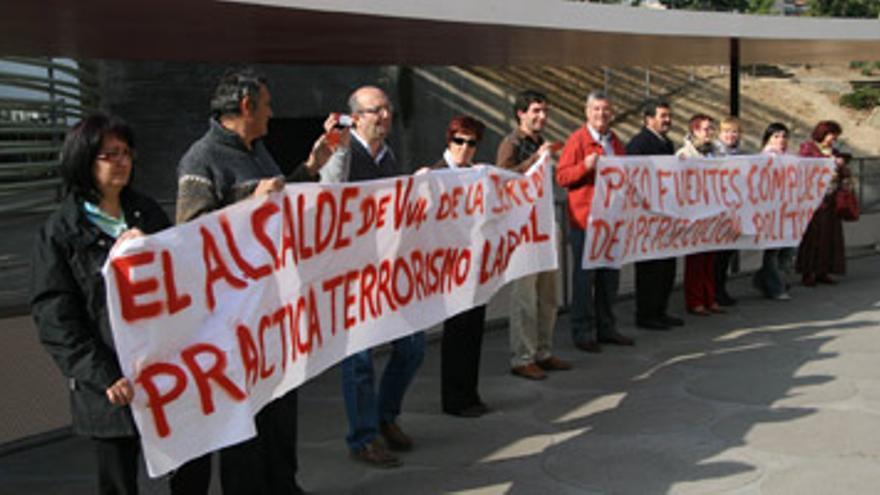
[840, 88, 880, 110]
[850, 61, 867, 69]
[861, 67, 874, 77]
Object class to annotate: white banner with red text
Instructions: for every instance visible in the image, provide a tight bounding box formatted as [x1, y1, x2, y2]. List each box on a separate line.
[583, 154, 835, 269]
[103, 158, 557, 477]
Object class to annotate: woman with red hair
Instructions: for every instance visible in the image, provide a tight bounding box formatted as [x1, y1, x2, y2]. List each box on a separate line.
[429, 115, 493, 417]
[676, 114, 724, 316]
[797, 120, 849, 286]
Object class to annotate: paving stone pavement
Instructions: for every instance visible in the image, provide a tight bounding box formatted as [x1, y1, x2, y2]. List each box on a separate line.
[2, 254, 879, 495]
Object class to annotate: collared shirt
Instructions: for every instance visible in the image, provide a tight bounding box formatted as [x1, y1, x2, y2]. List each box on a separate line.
[82, 201, 128, 238]
[715, 141, 740, 156]
[351, 130, 389, 165]
[587, 124, 616, 157]
[442, 148, 464, 168]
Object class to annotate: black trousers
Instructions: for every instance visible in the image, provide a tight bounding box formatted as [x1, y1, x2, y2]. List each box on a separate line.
[258, 389, 300, 494]
[441, 305, 486, 412]
[92, 436, 139, 495]
[634, 258, 677, 320]
[714, 250, 736, 297]
[169, 390, 299, 495]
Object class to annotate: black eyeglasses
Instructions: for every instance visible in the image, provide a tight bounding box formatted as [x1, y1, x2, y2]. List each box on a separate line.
[96, 148, 134, 162]
[357, 104, 393, 115]
[451, 137, 478, 147]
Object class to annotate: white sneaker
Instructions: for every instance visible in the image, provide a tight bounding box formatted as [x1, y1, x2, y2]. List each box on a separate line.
[773, 293, 792, 301]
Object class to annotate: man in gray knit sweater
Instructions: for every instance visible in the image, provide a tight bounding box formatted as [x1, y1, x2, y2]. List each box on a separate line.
[174, 68, 334, 495]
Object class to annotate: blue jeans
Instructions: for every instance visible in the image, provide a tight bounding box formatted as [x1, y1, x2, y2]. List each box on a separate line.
[341, 332, 425, 451]
[754, 249, 786, 298]
[569, 226, 620, 344]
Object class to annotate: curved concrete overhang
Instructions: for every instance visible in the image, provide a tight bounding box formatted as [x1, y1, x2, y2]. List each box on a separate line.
[1, 0, 878, 65]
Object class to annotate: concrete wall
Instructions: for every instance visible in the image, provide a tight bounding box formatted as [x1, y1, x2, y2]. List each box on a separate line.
[97, 62, 401, 206]
[94, 62, 531, 209]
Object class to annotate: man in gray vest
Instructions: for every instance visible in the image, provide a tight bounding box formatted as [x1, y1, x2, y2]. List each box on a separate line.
[320, 86, 425, 468]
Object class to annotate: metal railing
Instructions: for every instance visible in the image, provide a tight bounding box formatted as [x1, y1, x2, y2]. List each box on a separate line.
[0, 57, 99, 216]
[853, 156, 880, 214]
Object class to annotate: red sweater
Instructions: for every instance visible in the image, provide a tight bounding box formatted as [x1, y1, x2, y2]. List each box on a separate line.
[556, 125, 626, 229]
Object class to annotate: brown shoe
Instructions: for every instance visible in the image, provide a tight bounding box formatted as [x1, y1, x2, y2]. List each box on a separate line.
[708, 304, 726, 314]
[536, 356, 572, 371]
[350, 440, 401, 468]
[687, 306, 710, 316]
[510, 363, 547, 380]
[379, 421, 413, 452]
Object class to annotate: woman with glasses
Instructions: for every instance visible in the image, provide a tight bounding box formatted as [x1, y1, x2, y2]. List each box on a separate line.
[428, 115, 492, 417]
[30, 114, 170, 494]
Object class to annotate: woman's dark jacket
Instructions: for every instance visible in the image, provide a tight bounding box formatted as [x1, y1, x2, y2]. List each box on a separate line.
[30, 189, 170, 437]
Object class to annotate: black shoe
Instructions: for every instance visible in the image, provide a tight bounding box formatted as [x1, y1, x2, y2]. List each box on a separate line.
[574, 339, 602, 353]
[597, 332, 635, 346]
[444, 402, 489, 418]
[716, 293, 738, 306]
[660, 315, 685, 327]
[636, 318, 670, 331]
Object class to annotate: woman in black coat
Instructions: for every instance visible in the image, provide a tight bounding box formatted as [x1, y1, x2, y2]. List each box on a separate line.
[425, 115, 491, 417]
[30, 114, 170, 494]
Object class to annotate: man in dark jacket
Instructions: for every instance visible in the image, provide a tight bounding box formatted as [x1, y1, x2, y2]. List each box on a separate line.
[320, 86, 425, 469]
[626, 99, 684, 331]
[175, 68, 334, 495]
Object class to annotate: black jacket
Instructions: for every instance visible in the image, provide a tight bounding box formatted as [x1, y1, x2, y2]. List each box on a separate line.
[30, 190, 170, 437]
[625, 126, 675, 156]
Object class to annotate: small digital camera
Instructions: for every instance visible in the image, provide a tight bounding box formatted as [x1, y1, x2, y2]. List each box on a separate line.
[335, 114, 353, 129]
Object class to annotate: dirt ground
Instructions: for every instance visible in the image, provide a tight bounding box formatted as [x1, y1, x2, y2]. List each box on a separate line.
[706, 63, 880, 155]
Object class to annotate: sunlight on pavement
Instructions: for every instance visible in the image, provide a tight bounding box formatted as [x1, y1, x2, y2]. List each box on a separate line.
[553, 393, 627, 423]
[450, 482, 513, 495]
[479, 427, 589, 462]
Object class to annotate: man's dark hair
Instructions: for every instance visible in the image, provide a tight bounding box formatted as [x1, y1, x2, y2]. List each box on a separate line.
[513, 89, 547, 118]
[642, 99, 670, 119]
[60, 113, 135, 203]
[210, 67, 268, 119]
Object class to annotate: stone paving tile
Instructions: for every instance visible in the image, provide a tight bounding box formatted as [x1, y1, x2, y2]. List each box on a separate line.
[760, 458, 880, 495]
[711, 408, 880, 458]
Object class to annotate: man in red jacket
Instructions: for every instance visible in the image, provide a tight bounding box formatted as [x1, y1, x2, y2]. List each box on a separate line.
[556, 91, 635, 352]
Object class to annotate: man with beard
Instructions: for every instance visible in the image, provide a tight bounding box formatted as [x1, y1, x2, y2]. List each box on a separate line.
[626, 100, 685, 331]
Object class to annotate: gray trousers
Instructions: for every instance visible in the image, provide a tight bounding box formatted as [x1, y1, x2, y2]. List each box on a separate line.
[509, 269, 560, 367]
